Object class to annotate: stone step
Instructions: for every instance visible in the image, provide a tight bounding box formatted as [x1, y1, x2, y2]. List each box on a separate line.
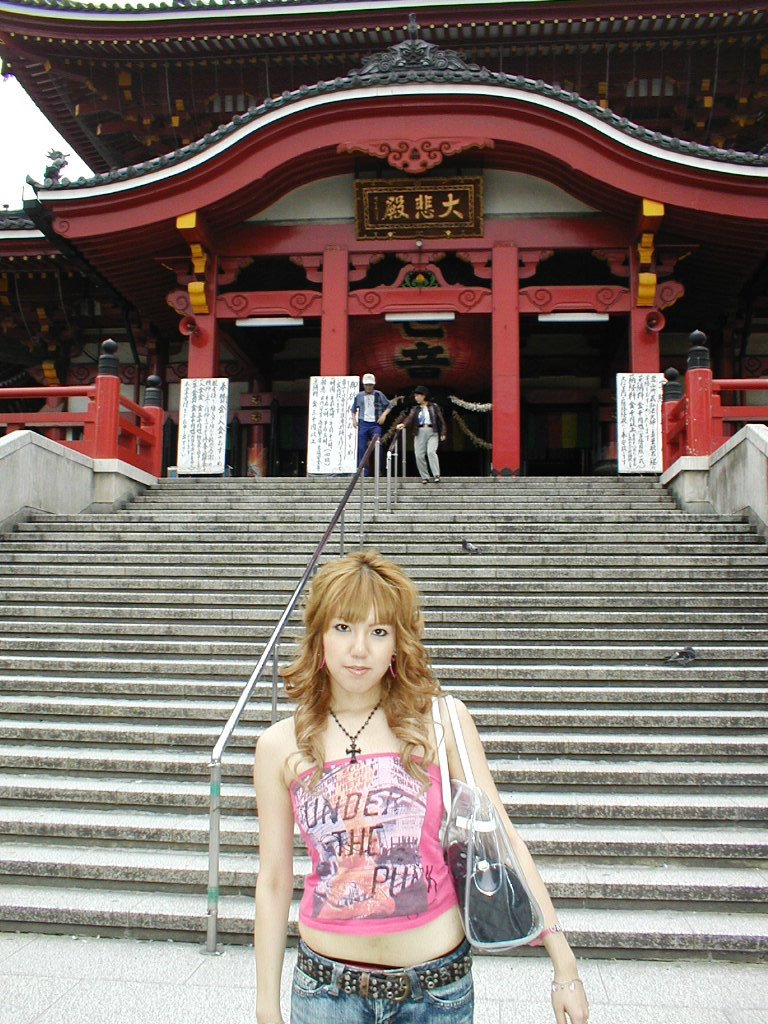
[0, 679, 764, 706]
[132, 486, 674, 499]
[1, 697, 766, 733]
[3, 607, 768, 631]
[1, 720, 765, 761]
[14, 518, 756, 536]
[2, 639, 766, 667]
[1, 661, 765, 685]
[1, 576, 764, 599]
[2, 566, 765, 588]
[3, 545, 766, 568]
[6, 539, 762, 559]
[1, 803, 764, 858]
[0, 844, 763, 906]
[2, 589, 767, 615]
[2, 619, 766, 647]
[0, 885, 763, 952]
[1, 749, 765, 786]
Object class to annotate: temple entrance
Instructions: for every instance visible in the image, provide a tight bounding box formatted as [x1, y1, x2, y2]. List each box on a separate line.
[520, 315, 628, 476]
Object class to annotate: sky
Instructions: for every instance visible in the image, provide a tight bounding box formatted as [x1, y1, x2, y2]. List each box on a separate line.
[0, 0, 152, 211]
[0, 74, 94, 210]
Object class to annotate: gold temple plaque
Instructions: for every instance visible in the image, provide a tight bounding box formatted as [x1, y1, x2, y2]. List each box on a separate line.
[354, 177, 483, 239]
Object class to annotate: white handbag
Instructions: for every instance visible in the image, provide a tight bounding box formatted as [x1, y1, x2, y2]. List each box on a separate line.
[432, 695, 544, 951]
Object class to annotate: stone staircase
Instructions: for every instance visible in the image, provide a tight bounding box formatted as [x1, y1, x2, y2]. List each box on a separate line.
[0, 476, 766, 956]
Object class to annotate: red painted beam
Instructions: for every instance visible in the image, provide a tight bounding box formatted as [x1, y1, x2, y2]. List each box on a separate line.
[44, 92, 768, 242]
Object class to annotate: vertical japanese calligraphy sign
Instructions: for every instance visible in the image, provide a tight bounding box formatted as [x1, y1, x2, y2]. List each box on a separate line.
[616, 373, 665, 474]
[307, 376, 359, 475]
[177, 377, 230, 475]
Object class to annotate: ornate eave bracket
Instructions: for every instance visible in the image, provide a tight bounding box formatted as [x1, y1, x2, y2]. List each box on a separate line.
[338, 138, 494, 174]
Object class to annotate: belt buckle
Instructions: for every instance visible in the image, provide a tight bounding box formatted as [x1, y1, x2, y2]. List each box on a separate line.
[389, 973, 411, 1003]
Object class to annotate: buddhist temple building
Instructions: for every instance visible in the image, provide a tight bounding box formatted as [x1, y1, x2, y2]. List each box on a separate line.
[1, 0, 767, 476]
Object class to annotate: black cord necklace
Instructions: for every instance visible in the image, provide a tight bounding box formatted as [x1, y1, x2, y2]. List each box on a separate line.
[329, 701, 381, 764]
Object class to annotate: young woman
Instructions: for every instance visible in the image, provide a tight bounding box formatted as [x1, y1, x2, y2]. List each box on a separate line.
[253, 550, 589, 1024]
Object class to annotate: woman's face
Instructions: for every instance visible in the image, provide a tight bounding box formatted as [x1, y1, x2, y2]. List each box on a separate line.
[414, 392, 427, 405]
[322, 606, 396, 702]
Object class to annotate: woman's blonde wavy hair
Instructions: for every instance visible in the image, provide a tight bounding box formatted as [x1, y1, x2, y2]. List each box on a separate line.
[282, 550, 440, 785]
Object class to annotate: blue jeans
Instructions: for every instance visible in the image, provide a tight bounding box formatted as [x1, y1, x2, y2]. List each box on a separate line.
[358, 420, 382, 475]
[291, 940, 474, 1024]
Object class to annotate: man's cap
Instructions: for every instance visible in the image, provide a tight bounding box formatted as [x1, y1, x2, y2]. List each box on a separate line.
[362, 373, 376, 385]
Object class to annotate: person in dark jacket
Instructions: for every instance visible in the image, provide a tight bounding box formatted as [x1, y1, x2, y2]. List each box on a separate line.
[396, 386, 447, 483]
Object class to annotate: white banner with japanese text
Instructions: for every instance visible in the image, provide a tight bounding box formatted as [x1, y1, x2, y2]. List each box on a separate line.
[177, 377, 229, 475]
[307, 376, 359, 475]
[616, 372, 665, 474]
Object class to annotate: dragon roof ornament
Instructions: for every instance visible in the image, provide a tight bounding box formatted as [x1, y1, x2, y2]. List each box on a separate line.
[358, 13, 479, 76]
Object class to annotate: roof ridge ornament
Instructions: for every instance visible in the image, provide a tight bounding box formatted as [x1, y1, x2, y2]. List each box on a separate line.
[356, 14, 480, 77]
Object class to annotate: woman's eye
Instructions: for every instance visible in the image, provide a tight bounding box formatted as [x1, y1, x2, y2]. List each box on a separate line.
[372, 627, 390, 637]
[333, 622, 350, 632]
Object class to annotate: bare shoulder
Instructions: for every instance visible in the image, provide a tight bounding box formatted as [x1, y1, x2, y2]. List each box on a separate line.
[257, 715, 296, 753]
[440, 695, 477, 731]
[254, 715, 297, 784]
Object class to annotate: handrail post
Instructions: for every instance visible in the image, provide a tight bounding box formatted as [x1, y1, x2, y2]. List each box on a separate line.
[386, 448, 393, 514]
[142, 374, 165, 478]
[662, 367, 684, 469]
[359, 467, 365, 546]
[90, 339, 121, 459]
[400, 427, 406, 479]
[339, 507, 345, 556]
[374, 436, 380, 519]
[685, 330, 714, 456]
[205, 759, 223, 954]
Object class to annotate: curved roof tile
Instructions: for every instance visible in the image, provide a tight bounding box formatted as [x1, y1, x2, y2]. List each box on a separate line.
[33, 31, 768, 191]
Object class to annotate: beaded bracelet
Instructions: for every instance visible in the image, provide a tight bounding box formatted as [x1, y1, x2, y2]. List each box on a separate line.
[552, 978, 584, 994]
[529, 922, 564, 947]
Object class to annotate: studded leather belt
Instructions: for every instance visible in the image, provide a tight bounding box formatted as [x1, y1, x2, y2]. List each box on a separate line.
[297, 946, 472, 1002]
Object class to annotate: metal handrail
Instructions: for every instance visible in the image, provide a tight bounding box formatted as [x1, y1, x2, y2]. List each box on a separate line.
[385, 428, 405, 513]
[204, 433, 389, 952]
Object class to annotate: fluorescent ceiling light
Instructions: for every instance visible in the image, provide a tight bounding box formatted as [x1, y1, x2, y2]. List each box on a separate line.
[537, 313, 610, 323]
[384, 312, 456, 322]
[236, 317, 304, 327]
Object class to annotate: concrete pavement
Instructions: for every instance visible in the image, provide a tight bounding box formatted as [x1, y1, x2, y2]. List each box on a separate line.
[1, 932, 767, 1024]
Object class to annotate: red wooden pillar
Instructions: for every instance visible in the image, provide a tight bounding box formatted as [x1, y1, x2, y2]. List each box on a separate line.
[90, 339, 121, 460]
[320, 246, 349, 375]
[685, 333, 716, 456]
[186, 254, 221, 379]
[629, 247, 660, 374]
[186, 311, 222, 379]
[491, 243, 521, 474]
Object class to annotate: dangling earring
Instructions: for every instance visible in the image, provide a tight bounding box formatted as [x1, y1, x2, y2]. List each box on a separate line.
[389, 654, 397, 678]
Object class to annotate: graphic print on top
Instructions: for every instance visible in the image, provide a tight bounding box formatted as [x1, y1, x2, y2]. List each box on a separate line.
[290, 754, 455, 933]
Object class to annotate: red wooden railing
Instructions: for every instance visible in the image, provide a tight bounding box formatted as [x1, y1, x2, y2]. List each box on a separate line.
[0, 340, 165, 478]
[663, 331, 768, 469]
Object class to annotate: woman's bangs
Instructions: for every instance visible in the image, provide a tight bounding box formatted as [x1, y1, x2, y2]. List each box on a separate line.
[321, 567, 400, 629]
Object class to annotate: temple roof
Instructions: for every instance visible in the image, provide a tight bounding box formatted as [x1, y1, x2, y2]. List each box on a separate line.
[2, 0, 765, 173]
[0, 0, 761, 22]
[30, 52, 768, 193]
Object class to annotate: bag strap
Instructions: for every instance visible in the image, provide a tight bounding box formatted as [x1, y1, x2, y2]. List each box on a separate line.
[431, 697, 452, 818]
[432, 694, 477, 794]
[445, 694, 476, 787]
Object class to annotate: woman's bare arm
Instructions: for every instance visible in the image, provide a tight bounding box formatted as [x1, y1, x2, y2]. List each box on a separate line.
[253, 721, 297, 1024]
